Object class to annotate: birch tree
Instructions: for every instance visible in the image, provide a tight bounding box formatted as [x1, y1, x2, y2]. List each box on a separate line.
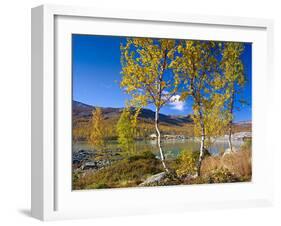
[120, 38, 180, 173]
[199, 93, 229, 149]
[117, 108, 135, 157]
[221, 42, 245, 152]
[89, 108, 106, 151]
[172, 40, 222, 176]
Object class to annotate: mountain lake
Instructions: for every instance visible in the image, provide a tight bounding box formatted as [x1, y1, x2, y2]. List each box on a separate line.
[73, 138, 244, 159]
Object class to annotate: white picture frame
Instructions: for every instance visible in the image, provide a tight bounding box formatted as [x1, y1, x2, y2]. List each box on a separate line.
[31, 4, 274, 221]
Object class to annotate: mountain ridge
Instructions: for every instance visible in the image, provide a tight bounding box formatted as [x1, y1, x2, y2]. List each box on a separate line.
[73, 100, 193, 126]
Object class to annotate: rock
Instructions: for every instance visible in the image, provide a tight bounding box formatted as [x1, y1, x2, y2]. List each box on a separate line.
[203, 148, 211, 156]
[139, 172, 167, 186]
[182, 173, 197, 180]
[73, 149, 123, 170]
[80, 159, 111, 171]
[72, 149, 95, 164]
[81, 161, 97, 170]
[223, 147, 238, 157]
[149, 133, 157, 139]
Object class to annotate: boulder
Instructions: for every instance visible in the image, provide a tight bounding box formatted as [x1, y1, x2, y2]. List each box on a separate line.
[223, 147, 238, 157]
[139, 172, 167, 186]
[81, 161, 97, 170]
[80, 159, 111, 171]
[72, 149, 95, 165]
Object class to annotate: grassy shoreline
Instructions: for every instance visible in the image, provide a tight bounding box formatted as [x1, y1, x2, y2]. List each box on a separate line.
[73, 140, 251, 190]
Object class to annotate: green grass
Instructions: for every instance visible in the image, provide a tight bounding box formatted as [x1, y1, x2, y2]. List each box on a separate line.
[73, 151, 163, 189]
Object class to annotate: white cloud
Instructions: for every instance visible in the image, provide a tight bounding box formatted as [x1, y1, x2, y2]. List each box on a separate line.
[169, 95, 185, 111]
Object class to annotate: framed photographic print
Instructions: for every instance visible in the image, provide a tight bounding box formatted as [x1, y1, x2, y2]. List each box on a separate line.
[31, 4, 274, 221]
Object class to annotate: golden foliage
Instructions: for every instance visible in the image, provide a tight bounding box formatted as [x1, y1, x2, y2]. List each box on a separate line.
[88, 108, 106, 150]
[116, 108, 135, 157]
[176, 150, 199, 177]
[120, 37, 180, 109]
[175, 40, 228, 146]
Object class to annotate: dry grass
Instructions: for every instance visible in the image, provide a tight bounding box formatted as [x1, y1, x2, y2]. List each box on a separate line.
[201, 148, 252, 180]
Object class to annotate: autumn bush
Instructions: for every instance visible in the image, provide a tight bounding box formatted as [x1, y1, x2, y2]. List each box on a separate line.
[182, 167, 241, 184]
[175, 150, 199, 177]
[206, 167, 241, 183]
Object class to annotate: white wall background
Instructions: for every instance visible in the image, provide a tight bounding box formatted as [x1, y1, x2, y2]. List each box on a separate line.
[0, 0, 280, 225]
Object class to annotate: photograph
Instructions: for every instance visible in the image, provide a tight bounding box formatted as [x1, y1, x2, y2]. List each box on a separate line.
[72, 34, 252, 190]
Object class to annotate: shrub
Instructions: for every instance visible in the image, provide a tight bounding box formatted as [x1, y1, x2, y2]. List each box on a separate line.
[207, 167, 241, 183]
[176, 150, 199, 177]
[241, 139, 252, 150]
[86, 183, 109, 189]
[127, 151, 155, 162]
[72, 171, 80, 184]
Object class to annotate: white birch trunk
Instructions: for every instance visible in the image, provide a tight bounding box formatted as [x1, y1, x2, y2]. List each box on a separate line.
[196, 112, 205, 177]
[228, 88, 235, 152]
[155, 107, 169, 173]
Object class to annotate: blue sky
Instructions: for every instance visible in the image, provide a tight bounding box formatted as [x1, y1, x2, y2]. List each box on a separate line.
[72, 34, 252, 122]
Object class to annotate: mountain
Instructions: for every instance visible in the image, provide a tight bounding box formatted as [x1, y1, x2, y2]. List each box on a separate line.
[232, 121, 252, 133]
[72, 100, 251, 141]
[72, 100, 192, 126]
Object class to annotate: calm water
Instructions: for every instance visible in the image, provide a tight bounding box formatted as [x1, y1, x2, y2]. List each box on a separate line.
[73, 139, 243, 159]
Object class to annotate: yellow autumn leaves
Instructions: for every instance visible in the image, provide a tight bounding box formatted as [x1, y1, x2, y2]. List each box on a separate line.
[120, 37, 245, 174]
